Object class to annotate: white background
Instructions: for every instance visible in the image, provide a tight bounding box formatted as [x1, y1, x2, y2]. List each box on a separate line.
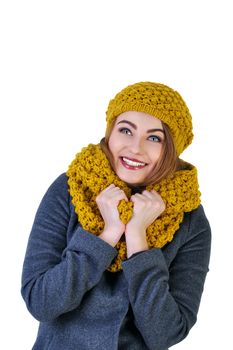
[1, 0, 232, 348]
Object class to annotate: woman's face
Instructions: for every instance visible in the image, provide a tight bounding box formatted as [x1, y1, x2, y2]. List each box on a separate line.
[108, 111, 164, 185]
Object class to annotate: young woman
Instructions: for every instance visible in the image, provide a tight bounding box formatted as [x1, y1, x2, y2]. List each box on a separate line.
[21, 82, 211, 349]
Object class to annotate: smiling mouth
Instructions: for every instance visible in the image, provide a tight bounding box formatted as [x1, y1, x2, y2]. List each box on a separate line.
[120, 157, 147, 169]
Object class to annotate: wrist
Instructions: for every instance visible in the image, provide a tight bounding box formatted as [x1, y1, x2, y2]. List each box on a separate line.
[125, 221, 146, 236]
[125, 226, 148, 258]
[99, 227, 123, 247]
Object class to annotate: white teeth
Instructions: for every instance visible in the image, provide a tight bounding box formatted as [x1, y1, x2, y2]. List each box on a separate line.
[122, 157, 146, 167]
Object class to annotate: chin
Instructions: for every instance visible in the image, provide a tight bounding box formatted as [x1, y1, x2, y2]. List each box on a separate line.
[118, 174, 145, 186]
[116, 167, 148, 186]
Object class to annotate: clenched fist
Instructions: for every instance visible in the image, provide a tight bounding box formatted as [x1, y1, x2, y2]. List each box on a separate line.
[96, 184, 128, 247]
[125, 190, 165, 257]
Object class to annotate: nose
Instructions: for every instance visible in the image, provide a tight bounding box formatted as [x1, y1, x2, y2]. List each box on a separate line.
[128, 137, 144, 155]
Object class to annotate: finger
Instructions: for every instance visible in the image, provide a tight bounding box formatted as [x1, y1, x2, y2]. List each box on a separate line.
[102, 185, 122, 195]
[130, 193, 144, 203]
[151, 189, 159, 196]
[106, 186, 128, 202]
[122, 192, 129, 202]
[130, 193, 141, 200]
[141, 190, 151, 197]
[101, 184, 116, 193]
[140, 190, 156, 200]
[115, 189, 128, 202]
[145, 189, 161, 199]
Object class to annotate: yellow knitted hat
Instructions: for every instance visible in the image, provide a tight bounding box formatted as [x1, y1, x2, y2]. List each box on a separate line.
[106, 82, 193, 156]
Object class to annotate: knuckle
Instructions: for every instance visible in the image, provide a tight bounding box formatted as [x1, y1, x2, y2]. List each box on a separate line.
[160, 202, 165, 212]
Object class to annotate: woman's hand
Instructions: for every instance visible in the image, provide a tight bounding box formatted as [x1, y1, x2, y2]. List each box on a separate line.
[96, 184, 128, 247]
[128, 190, 165, 231]
[125, 190, 165, 257]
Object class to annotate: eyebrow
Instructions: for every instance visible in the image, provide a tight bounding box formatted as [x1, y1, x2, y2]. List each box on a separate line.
[117, 120, 165, 134]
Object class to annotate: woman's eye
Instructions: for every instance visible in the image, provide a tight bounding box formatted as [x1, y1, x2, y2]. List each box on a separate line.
[119, 127, 132, 135]
[148, 135, 161, 142]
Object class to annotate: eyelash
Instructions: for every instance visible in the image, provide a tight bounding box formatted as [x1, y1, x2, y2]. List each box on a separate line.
[148, 135, 161, 142]
[119, 127, 131, 135]
[118, 127, 162, 143]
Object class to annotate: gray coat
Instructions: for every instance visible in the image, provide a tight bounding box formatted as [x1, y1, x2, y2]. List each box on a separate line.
[21, 174, 211, 349]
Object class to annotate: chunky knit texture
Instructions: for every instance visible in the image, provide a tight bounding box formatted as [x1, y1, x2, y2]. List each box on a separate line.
[67, 144, 201, 272]
[106, 82, 193, 156]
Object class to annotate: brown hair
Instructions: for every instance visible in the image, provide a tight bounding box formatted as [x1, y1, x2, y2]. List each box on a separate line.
[100, 119, 180, 186]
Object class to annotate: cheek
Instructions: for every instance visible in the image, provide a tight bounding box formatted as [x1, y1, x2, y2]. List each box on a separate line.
[108, 134, 123, 156]
[148, 144, 163, 164]
[108, 138, 118, 160]
[108, 136, 115, 155]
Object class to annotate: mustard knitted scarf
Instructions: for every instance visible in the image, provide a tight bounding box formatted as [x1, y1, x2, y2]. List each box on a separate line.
[67, 143, 201, 272]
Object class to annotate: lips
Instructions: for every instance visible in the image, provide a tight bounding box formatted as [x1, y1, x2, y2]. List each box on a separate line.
[120, 157, 147, 170]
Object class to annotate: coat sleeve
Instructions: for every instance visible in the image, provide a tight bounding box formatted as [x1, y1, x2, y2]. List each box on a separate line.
[21, 174, 117, 322]
[122, 206, 211, 350]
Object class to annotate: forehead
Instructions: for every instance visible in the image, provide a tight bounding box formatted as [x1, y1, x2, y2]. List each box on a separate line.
[115, 111, 163, 129]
